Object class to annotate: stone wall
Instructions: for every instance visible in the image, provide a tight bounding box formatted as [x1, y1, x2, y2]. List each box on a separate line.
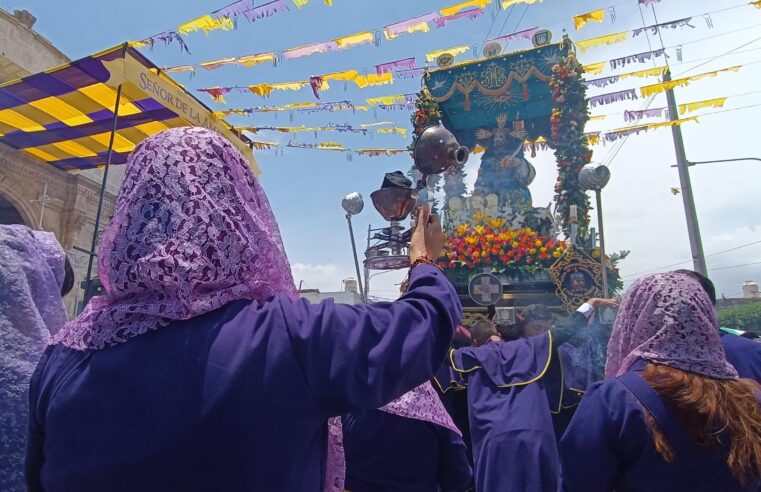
[0, 144, 116, 316]
[0, 8, 69, 81]
[0, 9, 121, 317]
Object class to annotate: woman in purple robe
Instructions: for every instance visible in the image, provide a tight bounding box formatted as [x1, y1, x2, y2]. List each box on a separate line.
[560, 273, 761, 492]
[340, 381, 472, 491]
[25, 127, 461, 492]
[1, 225, 71, 492]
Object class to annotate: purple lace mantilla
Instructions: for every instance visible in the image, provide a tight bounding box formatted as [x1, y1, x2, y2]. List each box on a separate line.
[606, 273, 738, 380]
[52, 127, 296, 350]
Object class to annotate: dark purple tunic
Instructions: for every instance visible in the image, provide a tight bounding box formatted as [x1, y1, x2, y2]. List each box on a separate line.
[721, 332, 761, 383]
[341, 409, 472, 491]
[451, 333, 565, 492]
[26, 265, 461, 492]
[560, 362, 761, 492]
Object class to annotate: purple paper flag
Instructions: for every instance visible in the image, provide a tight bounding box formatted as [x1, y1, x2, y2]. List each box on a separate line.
[214, 0, 254, 19]
[584, 76, 620, 89]
[243, 0, 288, 22]
[395, 68, 426, 79]
[633, 17, 694, 37]
[384, 13, 440, 39]
[604, 126, 649, 142]
[624, 107, 668, 122]
[283, 40, 339, 60]
[432, 8, 486, 28]
[588, 89, 638, 108]
[376, 57, 417, 75]
[609, 48, 667, 70]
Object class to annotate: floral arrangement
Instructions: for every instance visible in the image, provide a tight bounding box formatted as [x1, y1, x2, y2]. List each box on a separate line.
[408, 87, 441, 153]
[437, 211, 566, 276]
[550, 51, 593, 238]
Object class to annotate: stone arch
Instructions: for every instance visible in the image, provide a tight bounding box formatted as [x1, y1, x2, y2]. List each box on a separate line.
[0, 186, 36, 227]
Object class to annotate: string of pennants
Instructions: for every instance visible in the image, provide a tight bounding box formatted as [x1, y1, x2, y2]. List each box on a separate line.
[189, 3, 758, 105]
[158, 0, 755, 78]
[212, 63, 741, 121]
[245, 95, 740, 157]
[137, 0, 700, 60]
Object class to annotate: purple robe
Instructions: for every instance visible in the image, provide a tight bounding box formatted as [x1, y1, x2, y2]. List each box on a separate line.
[560, 361, 761, 492]
[721, 332, 761, 383]
[26, 264, 461, 492]
[452, 333, 570, 492]
[341, 409, 472, 491]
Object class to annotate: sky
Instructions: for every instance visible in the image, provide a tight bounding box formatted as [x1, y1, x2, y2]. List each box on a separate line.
[6, 0, 761, 301]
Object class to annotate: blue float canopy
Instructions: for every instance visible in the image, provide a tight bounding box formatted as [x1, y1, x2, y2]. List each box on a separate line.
[425, 42, 571, 147]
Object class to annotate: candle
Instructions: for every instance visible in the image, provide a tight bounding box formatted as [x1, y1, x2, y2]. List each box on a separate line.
[569, 205, 578, 224]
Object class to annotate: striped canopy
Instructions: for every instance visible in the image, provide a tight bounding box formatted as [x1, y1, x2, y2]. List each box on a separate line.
[0, 44, 258, 174]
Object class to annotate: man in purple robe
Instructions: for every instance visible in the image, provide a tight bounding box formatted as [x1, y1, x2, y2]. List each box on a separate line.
[26, 128, 461, 492]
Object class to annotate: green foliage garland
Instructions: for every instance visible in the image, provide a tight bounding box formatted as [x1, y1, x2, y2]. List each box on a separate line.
[550, 52, 593, 238]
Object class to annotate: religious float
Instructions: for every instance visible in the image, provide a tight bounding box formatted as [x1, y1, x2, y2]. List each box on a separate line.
[361, 33, 628, 326]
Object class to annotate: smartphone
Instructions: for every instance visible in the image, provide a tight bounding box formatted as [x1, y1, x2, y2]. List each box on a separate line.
[596, 306, 618, 325]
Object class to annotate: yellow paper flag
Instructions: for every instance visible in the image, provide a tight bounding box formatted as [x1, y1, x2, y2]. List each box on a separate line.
[426, 45, 470, 63]
[619, 66, 667, 79]
[501, 0, 542, 9]
[335, 32, 375, 49]
[294, 0, 332, 7]
[323, 70, 359, 82]
[177, 15, 234, 35]
[237, 53, 277, 68]
[248, 81, 309, 97]
[200, 58, 237, 70]
[377, 127, 408, 139]
[648, 117, 698, 130]
[679, 97, 727, 115]
[586, 133, 601, 146]
[640, 66, 741, 97]
[583, 62, 606, 75]
[163, 65, 195, 73]
[576, 31, 628, 53]
[426, 47, 469, 64]
[367, 94, 407, 106]
[751, 0, 761, 7]
[440, 0, 492, 16]
[354, 73, 394, 89]
[318, 142, 345, 150]
[573, 9, 605, 30]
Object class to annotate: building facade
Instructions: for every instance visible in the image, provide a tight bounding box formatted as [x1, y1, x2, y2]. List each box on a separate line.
[0, 9, 118, 315]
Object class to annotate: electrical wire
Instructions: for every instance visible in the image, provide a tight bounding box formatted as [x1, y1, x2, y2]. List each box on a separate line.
[622, 240, 761, 278]
[710, 261, 761, 272]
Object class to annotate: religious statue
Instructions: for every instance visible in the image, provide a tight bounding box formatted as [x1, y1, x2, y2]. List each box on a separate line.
[473, 113, 536, 209]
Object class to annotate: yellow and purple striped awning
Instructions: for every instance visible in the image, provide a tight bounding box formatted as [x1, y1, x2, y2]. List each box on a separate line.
[0, 44, 259, 174]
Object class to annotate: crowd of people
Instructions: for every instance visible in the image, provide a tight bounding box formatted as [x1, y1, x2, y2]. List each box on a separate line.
[1, 126, 761, 491]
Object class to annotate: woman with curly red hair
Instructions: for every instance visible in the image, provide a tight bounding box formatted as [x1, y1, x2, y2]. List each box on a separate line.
[560, 272, 761, 491]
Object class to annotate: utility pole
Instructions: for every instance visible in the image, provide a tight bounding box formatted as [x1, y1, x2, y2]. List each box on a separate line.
[663, 70, 708, 276]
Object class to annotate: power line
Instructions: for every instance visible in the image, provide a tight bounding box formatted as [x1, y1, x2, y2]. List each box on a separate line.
[623, 240, 761, 278]
[675, 34, 761, 76]
[710, 261, 761, 272]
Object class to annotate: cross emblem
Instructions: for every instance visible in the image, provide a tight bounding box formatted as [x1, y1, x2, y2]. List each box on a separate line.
[469, 274, 502, 306]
